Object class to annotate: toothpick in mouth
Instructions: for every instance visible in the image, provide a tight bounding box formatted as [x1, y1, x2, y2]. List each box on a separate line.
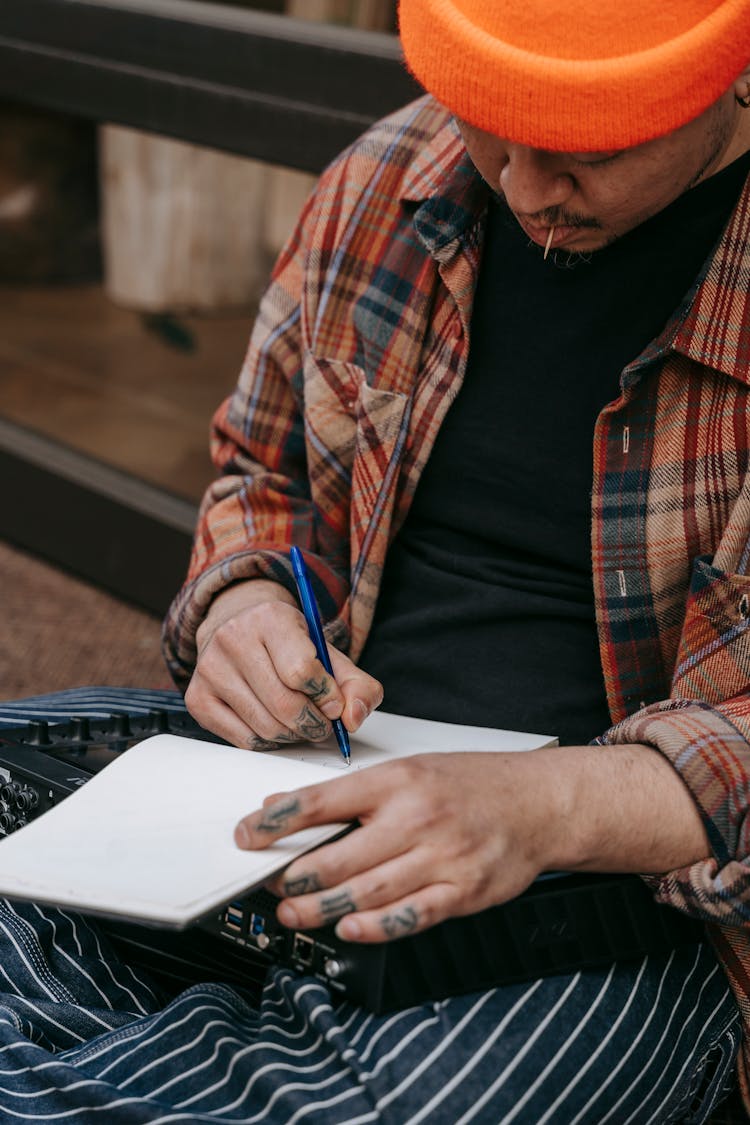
[544, 226, 556, 260]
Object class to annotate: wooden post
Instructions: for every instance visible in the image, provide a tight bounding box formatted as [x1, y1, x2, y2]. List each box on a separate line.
[99, 1, 397, 312]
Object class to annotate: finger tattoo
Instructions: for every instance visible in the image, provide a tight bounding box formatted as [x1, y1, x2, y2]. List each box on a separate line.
[284, 872, 323, 896]
[248, 730, 297, 752]
[255, 798, 301, 833]
[319, 890, 357, 921]
[381, 906, 419, 939]
[296, 704, 329, 741]
[302, 676, 330, 702]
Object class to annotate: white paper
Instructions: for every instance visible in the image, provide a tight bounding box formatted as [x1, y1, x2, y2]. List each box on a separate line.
[272, 709, 556, 771]
[0, 712, 555, 927]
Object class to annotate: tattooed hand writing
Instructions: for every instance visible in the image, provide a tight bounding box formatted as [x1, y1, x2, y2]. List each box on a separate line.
[185, 578, 383, 752]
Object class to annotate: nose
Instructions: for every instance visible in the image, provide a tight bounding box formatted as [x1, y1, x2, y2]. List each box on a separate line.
[498, 146, 575, 219]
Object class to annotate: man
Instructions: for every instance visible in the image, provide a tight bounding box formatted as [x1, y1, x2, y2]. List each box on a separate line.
[0, 1, 749, 1121]
[163, 0, 750, 1116]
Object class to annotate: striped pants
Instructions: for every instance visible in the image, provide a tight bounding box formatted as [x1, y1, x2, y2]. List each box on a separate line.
[0, 901, 739, 1124]
[0, 691, 742, 1123]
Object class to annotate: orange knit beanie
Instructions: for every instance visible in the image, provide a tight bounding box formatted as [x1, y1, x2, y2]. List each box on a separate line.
[398, 0, 750, 151]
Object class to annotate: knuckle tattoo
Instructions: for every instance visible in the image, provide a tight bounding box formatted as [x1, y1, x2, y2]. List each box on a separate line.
[254, 798, 301, 833]
[283, 872, 323, 896]
[248, 730, 298, 752]
[301, 675, 330, 702]
[380, 906, 419, 939]
[248, 735, 282, 752]
[318, 889, 357, 922]
[295, 705, 329, 741]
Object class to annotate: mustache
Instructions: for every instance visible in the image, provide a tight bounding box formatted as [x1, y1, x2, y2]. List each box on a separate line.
[528, 210, 602, 230]
[495, 193, 602, 230]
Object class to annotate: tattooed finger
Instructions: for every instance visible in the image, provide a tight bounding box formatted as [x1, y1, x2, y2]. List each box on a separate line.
[284, 872, 323, 896]
[319, 889, 357, 922]
[301, 676, 330, 703]
[380, 906, 419, 939]
[248, 730, 298, 752]
[295, 704, 329, 741]
[255, 798, 301, 833]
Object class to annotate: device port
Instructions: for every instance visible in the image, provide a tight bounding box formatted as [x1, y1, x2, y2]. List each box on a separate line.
[223, 902, 244, 933]
[292, 933, 315, 967]
[0, 782, 19, 805]
[250, 913, 266, 936]
[15, 789, 38, 812]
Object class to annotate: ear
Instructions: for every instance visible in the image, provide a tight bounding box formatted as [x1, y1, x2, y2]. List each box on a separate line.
[734, 62, 750, 105]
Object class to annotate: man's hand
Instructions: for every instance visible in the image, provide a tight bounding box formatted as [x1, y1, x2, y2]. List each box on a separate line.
[185, 579, 383, 750]
[237, 751, 550, 942]
[234, 744, 713, 944]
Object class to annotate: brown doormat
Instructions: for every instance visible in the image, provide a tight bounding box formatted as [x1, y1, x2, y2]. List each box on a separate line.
[1, 540, 172, 700]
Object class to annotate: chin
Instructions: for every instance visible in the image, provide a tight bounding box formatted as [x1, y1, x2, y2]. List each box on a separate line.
[573, 232, 619, 253]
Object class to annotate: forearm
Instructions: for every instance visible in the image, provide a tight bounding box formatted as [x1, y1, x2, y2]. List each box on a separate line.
[536, 742, 712, 875]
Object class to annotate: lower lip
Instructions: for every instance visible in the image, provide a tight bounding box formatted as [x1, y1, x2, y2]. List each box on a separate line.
[520, 222, 578, 250]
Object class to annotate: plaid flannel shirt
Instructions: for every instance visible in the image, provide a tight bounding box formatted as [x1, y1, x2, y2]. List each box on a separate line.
[163, 95, 750, 1099]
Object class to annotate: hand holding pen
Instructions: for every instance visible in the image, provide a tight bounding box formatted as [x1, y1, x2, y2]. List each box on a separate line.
[185, 556, 381, 752]
[290, 547, 352, 765]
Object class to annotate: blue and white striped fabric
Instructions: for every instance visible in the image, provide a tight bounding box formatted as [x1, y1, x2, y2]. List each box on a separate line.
[0, 691, 741, 1122]
[0, 687, 187, 729]
[0, 903, 738, 1123]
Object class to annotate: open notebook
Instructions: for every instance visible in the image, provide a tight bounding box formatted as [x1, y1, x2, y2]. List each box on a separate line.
[0, 710, 555, 928]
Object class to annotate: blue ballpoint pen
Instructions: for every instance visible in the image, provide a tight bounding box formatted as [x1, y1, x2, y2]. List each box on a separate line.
[290, 547, 351, 766]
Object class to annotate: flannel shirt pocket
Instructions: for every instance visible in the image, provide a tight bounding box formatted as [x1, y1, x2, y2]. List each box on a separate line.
[303, 354, 407, 537]
[303, 354, 362, 473]
[671, 555, 750, 706]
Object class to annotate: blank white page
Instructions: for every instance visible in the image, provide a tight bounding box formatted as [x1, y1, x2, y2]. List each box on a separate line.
[0, 736, 345, 927]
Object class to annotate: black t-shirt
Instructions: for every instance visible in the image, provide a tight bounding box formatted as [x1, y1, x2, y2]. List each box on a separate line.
[358, 151, 750, 745]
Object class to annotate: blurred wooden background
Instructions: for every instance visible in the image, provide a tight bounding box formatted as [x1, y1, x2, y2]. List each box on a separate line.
[0, 0, 398, 697]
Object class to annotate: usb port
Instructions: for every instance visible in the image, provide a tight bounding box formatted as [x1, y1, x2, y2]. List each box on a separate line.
[250, 913, 266, 936]
[223, 903, 244, 932]
[292, 933, 315, 967]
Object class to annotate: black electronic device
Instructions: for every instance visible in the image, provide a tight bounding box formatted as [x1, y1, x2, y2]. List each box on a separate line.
[0, 743, 91, 836]
[0, 710, 707, 1013]
[0, 708, 218, 841]
[0, 708, 218, 760]
[200, 873, 705, 1013]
